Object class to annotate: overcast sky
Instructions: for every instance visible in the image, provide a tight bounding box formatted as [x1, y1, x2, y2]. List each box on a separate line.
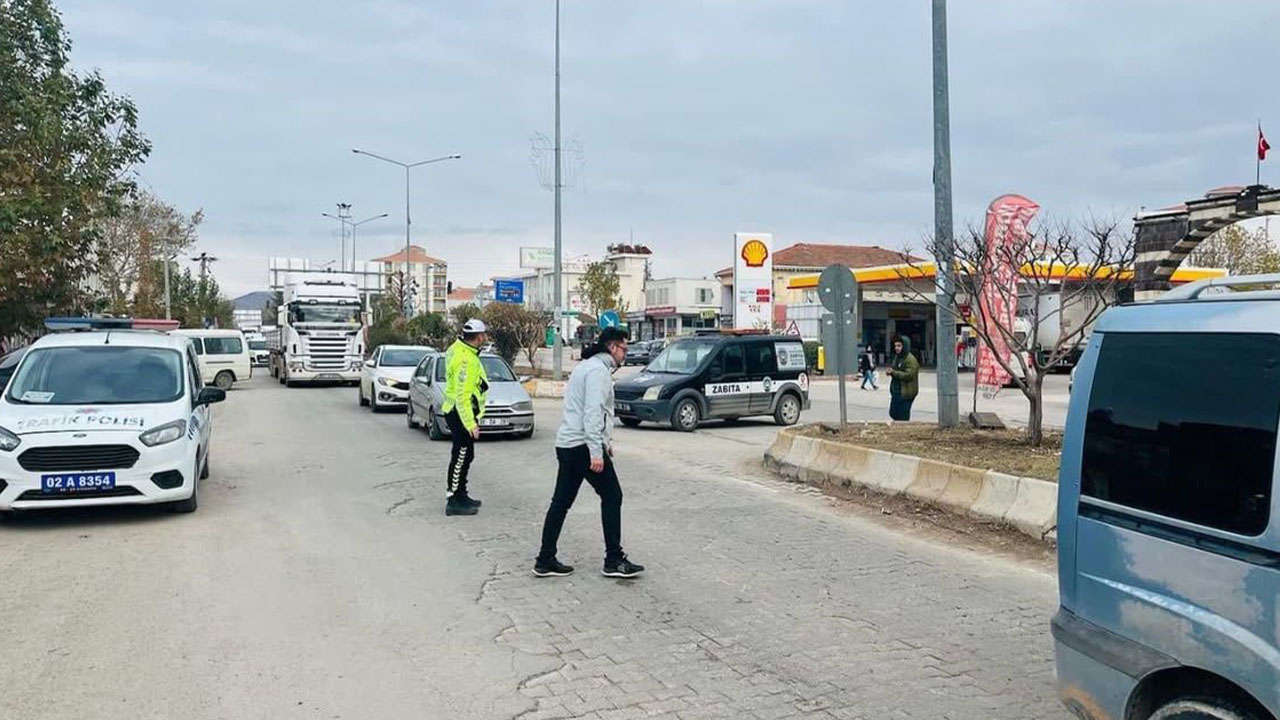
[60, 0, 1280, 297]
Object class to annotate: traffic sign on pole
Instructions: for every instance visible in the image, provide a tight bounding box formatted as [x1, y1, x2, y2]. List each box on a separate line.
[817, 264, 859, 428]
[599, 310, 621, 329]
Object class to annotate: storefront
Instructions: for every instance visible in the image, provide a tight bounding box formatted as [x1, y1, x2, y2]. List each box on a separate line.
[639, 306, 720, 339]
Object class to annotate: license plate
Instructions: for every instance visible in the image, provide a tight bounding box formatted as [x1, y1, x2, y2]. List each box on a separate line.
[317, 373, 343, 380]
[616, 403, 631, 412]
[480, 418, 508, 427]
[42, 472, 116, 494]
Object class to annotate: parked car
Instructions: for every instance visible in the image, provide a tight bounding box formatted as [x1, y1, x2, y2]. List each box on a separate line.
[173, 328, 252, 390]
[406, 352, 534, 439]
[358, 345, 436, 412]
[1053, 274, 1280, 720]
[0, 322, 224, 515]
[624, 341, 652, 366]
[614, 333, 810, 431]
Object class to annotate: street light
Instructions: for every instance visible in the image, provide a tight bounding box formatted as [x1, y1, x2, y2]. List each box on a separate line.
[322, 210, 388, 271]
[352, 149, 461, 317]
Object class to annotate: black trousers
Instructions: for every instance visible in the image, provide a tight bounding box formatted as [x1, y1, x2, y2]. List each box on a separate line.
[537, 445, 624, 564]
[889, 394, 915, 421]
[445, 410, 475, 499]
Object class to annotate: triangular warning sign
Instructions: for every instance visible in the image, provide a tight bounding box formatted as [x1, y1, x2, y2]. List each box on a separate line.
[785, 320, 801, 336]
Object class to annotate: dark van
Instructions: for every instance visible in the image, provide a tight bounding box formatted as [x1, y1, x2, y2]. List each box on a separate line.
[614, 332, 810, 432]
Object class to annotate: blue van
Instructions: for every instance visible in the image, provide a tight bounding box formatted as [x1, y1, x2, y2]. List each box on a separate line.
[1054, 275, 1280, 720]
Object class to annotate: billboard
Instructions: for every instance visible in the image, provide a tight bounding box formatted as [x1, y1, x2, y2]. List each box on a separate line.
[520, 247, 555, 269]
[733, 232, 773, 329]
[494, 279, 525, 304]
[975, 194, 1040, 399]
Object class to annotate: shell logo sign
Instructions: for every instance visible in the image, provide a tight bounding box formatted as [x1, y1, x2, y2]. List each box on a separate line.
[733, 232, 773, 330]
[740, 239, 769, 268]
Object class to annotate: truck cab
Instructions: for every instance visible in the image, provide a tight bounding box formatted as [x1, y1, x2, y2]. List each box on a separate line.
[268, 273, 365, 386]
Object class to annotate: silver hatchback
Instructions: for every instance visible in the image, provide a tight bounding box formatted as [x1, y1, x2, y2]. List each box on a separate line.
[405, 352, 535, 439]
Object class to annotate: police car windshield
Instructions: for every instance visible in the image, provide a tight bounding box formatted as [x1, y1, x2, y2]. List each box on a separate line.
[481, 356, 517, 382]
[647, 340, 716, 374]
[7, 346, 184, 405]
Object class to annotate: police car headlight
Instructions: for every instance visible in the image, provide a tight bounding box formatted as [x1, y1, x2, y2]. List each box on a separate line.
[643, 385, 664, 401]
[139, 420, 187, 447]
[0, 427, 20, 452]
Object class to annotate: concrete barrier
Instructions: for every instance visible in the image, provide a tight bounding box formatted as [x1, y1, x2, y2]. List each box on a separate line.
[764, 426, 1057, 542]
[523, 380, 567, 399]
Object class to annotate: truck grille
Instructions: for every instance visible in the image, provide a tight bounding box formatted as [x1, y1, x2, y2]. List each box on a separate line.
[303, 336, 352, 370]
[18, 445, 141, 472]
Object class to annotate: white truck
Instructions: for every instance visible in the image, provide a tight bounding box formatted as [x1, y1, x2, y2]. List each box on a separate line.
[1013, 289, 1106, 370]
[267, 272, 366, 386]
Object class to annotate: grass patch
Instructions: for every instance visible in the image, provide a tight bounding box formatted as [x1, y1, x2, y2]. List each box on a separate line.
[800, 422, 1062, 481]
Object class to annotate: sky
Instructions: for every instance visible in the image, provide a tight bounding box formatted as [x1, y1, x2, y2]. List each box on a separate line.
[57, 0, 1280, 298]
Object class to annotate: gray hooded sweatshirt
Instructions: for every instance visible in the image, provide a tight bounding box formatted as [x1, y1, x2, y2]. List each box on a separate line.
[555, 351, 616, 460]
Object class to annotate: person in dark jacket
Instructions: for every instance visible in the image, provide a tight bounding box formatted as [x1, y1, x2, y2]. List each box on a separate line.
[886, 337, 919, 421]
[858, 346, 878, 390]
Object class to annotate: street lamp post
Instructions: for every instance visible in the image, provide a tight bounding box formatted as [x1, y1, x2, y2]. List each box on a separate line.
[323, 210, 388, 272]
[932, 0, 960, 427]
[352, 149, 461, 317]
[553, 0, 564, 381]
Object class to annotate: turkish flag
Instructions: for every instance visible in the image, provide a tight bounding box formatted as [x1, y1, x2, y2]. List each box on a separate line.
[1260, 127, 1271, 161]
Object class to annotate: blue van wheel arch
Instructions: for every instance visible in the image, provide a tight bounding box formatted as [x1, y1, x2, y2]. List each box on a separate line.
[1126, 667, 1271, 720]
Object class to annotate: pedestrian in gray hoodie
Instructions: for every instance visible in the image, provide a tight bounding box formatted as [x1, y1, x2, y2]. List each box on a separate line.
[534, 327, 645, 579]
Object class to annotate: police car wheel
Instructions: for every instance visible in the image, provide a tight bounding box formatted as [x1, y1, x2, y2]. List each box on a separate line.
[199, 454, 210, 480]
[170, 464, 199, 514]
[672, 399, 700, 432]
[1148, 697, 1261, 720]
[774, 394, 802, 426]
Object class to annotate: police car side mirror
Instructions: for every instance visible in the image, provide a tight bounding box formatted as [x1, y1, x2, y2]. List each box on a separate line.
[196, 387, 226, 406]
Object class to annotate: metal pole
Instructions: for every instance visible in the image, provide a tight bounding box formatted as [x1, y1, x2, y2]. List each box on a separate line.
[405, 165, 413, 317]
[836, 304, 848, 428]
[163, 257, 172, 320]
[552, 0, 564, 381]
[932, 0, 960, 427]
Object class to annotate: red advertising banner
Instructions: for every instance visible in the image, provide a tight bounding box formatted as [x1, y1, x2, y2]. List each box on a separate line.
[975, 194, 1040, 398]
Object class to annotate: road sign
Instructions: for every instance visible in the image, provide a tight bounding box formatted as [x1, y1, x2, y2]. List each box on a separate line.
[785, 320, 801, 337]
[520, 247, 555, 269]
[599, 310, 621, 329]
[818, 264, 857, 313]
[494, 279, 525, 304]
[817, 264, 859, 428]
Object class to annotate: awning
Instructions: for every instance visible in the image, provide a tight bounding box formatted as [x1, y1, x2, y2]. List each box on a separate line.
[786, 261, 1227, 290]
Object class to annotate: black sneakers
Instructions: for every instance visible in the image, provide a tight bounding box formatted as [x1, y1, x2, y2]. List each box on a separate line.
[602, 556, 645, 579]
[532, 558, 575, 578]
[445, 497, 478, 516]
[458, 494, 482, 508]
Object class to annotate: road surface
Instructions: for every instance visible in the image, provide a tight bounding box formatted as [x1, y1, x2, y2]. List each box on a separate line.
[0, 376, 1067, 719]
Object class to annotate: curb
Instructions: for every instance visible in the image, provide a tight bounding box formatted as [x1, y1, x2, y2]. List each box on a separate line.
[763, 426, 1057, 542]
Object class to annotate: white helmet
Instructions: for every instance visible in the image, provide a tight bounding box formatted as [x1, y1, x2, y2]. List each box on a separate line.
[462, 319, 487, 334]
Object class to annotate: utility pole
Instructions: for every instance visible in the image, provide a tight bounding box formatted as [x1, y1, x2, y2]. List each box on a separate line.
[163, 256, 172, 320]
[932, 0, 960, 427]
[552, 0, 565, 381]
[337, 203, 352, 271]
[191, 252, 218, 328]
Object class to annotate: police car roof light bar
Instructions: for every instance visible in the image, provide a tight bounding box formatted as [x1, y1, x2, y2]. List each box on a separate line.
[43, 316, 134, 332]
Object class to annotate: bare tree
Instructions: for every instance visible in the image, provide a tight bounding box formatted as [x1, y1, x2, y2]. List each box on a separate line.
[902, 218, 1135, 445]
[93, 190, 202, 315]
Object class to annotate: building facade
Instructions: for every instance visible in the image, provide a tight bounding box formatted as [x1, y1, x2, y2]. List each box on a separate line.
[520, 247, 651, 337]
[371, 245, 448, 315]
[632, 277, 721, 340]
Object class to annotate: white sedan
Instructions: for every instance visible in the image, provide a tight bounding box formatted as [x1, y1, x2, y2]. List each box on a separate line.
[358, 345, 436, 412]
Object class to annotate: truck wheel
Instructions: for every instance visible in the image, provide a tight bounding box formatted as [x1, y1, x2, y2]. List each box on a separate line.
[1148, 697, 1262, 720]
[773, 393, 802, 427]
[671, 398, 700, 432]
[213, 371, 234, 391]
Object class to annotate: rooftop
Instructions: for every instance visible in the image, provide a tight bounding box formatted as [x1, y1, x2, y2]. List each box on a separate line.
[371, 244, 447, 265]
[716, 243, 918, 277]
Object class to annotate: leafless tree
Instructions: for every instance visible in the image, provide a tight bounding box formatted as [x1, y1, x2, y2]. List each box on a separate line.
[901, 218, 1135, 445]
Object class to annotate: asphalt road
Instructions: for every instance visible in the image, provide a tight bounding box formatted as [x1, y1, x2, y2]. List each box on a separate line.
[0, 376, 1068, 720]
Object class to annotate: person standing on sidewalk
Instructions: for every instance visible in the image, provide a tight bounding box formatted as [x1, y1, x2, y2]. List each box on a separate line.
[858, 346, 878, 390]
[442, 319, 489, 516]
[534, 327, 645, 579]
[886, 337, 919, 421]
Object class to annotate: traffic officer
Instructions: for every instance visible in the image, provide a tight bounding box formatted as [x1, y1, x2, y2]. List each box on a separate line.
[442, 318, 489, 516]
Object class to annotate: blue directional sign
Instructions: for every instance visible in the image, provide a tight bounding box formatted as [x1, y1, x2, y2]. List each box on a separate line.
[598, 310, 621, 329]
[494, 279, 525, 304]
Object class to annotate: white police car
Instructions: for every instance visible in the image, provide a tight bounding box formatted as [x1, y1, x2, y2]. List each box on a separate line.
[0, 322, 224, 515]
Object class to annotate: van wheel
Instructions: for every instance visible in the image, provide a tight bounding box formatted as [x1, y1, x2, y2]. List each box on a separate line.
[428, 408, 446, 441]
[671, 398, 700, 432]
[213, 371, 234, 391]
[774, 393, 802, 426]
[1148, 697, 1262, 720]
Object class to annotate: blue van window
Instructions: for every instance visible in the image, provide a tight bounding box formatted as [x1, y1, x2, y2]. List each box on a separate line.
[1081, 332, 1280, 536]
